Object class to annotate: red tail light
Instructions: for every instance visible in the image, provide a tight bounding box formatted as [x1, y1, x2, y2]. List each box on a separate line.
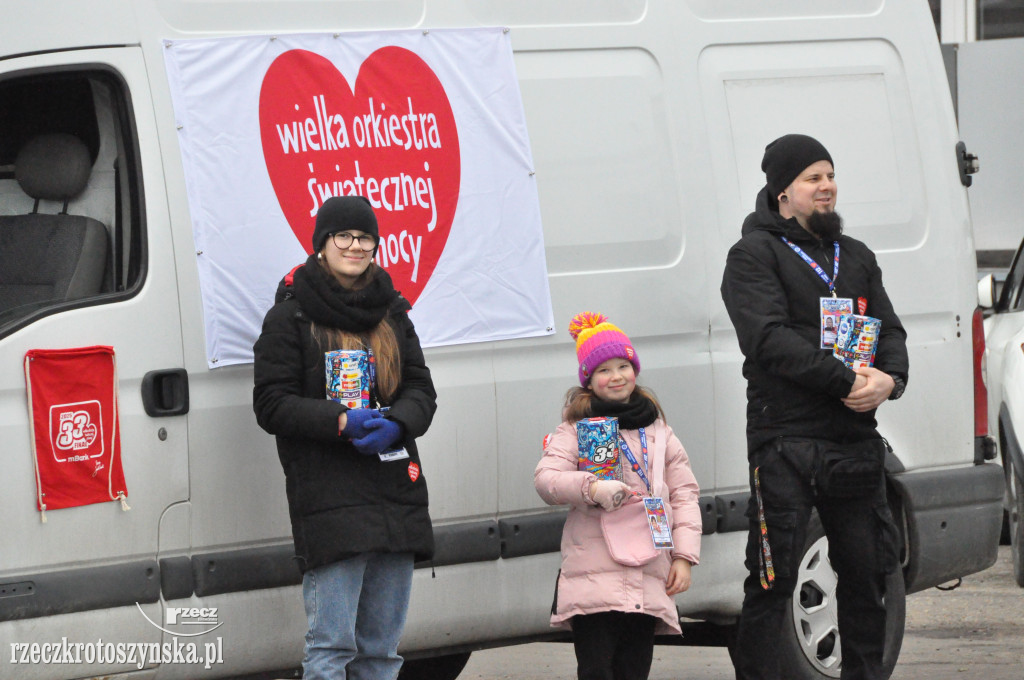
[973, 307, 989, 438]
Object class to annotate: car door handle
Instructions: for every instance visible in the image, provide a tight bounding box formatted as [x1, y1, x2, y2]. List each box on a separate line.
[141, 369, 189, 417]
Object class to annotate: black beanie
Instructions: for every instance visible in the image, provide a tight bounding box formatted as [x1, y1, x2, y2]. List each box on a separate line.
[761, 134, 833, 198]
[311, 196, 379, 252]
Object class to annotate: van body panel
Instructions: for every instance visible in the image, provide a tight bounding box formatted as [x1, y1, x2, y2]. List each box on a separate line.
[0, 1, 138, 57]
[0, 1, 1002, 678]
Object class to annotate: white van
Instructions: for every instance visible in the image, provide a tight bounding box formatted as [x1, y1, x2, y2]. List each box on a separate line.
[0, 2, 1004, 679]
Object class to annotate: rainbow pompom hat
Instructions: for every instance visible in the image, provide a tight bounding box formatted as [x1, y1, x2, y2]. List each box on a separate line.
[568, 312, 640, 386]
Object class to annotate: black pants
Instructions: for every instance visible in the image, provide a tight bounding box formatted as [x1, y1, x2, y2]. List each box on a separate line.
[573, 611, 657, 680]
[732, 438, 899, 680]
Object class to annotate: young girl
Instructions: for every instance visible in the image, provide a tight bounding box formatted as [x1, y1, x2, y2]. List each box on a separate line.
[253, 195, 436, 680]
[534, 312, 702, 680]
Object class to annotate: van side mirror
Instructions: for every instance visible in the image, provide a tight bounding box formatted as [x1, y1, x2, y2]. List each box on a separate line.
[978, 273, 995, 309]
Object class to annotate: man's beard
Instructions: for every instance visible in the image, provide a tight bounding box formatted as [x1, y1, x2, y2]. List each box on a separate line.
[807, 210, 843, 241]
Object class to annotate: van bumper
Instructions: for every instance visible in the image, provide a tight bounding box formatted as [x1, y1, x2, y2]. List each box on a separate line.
[889, 462, 1004, 594]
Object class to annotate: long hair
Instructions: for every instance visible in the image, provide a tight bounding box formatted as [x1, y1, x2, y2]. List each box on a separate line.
[561, 384, 665, 423]
[311, 259, 401, 403]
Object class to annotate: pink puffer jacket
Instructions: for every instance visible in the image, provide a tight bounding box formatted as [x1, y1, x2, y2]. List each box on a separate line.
[534, 418, 702, 635]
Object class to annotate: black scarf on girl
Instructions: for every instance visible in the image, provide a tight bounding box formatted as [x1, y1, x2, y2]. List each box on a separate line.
[589, 391, 659, 430]
[291, 254, 399, 332]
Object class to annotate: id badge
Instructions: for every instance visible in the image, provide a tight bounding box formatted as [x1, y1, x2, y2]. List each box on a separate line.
[378, 448, 410, 462]
[643, 497, 674, 550]
[820, 297, 853, 349]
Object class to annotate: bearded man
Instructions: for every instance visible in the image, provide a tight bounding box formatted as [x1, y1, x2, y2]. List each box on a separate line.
[721, 134, 909, 680]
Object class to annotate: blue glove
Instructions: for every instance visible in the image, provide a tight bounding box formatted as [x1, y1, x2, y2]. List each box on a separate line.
[341, 408, 379, 439]
[352, 417, 403, 455]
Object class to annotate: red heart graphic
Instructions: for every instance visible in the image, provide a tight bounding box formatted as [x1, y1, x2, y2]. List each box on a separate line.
[259, 47, 460, 306]
[82, 422, 98, 447]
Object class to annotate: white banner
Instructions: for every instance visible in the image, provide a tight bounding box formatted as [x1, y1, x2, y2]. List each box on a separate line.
[164, 28, 553, 367]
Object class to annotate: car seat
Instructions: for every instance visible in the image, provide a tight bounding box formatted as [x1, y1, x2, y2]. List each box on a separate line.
[0, 133, 109, 315]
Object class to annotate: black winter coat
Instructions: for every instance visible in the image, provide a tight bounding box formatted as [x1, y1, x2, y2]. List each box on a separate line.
[253, 262, 436, 571]
[721, 187, 909, 454]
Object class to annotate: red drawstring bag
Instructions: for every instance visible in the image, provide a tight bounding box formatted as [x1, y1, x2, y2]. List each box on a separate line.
[24, 346, 129, 521]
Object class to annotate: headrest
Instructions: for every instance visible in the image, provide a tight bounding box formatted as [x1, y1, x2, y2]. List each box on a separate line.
[14, 133, 92, 202]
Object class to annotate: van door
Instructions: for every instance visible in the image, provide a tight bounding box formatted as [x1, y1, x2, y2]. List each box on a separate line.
[0, 48, 189, 678]
[703, 36, 955, 481]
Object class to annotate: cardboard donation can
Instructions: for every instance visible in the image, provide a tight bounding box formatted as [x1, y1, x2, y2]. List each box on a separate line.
[325, 349, 369, 408]
[577, 416, 622, 481]
[833, 314, 881, 369]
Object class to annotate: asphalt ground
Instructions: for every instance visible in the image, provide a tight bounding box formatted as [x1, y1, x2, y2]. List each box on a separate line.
[459, 545, 1024, 680]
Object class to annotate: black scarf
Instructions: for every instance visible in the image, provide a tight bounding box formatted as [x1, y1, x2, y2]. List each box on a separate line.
[292, 255, 399, 332]
[589, 391, 659, 430]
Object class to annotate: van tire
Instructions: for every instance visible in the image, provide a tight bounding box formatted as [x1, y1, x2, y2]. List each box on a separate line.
[779, 515, 905, 679]
[397, 652, 472, 680]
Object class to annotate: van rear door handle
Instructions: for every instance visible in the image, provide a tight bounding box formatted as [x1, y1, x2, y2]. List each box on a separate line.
[956, 141, 979, 187]
[141, 369, 189, 417]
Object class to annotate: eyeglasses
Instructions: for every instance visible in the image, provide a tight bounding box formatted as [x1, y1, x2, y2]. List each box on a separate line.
[331, 231, 376, 252]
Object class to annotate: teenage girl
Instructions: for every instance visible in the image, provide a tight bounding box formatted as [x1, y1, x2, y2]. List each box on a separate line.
[534, 312, 702, 680]
[253, 195, 435, 680]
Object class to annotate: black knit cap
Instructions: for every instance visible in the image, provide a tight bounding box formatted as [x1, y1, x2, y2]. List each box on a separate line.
[761, 134, 833, 198]
[311, 195, 379, 253]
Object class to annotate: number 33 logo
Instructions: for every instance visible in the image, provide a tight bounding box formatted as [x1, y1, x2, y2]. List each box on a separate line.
[591, 444, 613, 464]
[55, 410, 99, 451]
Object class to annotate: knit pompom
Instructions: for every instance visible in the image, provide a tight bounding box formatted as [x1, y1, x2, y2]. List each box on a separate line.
[568, 311, 608, 340]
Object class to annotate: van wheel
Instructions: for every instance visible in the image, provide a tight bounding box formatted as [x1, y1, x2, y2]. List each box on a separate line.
[1008, 456, 1024, 587]
[779, 516, 905, 679]
[397, 652, 471, 680]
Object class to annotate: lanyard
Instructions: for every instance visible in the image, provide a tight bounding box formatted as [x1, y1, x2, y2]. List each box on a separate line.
[780, 237, 840, 297]
[365, 346, 379, 408]
[618, 428, 650, 494]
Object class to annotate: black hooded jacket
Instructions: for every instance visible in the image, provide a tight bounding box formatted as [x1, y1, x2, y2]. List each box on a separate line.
[720, 187, 909, 454]
[253, 259, 436, 571]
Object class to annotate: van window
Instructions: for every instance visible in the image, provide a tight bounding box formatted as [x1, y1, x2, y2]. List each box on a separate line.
[930, 1, 1024, 40]
[979, 0, 1024, 39]
[0, 68, 143, 335]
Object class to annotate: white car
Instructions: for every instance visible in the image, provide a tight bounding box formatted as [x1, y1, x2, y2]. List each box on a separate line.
[979, 242, 1024, 587]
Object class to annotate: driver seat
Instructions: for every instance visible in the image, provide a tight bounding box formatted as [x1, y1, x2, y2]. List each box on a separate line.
[0, 133, 109, 314]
